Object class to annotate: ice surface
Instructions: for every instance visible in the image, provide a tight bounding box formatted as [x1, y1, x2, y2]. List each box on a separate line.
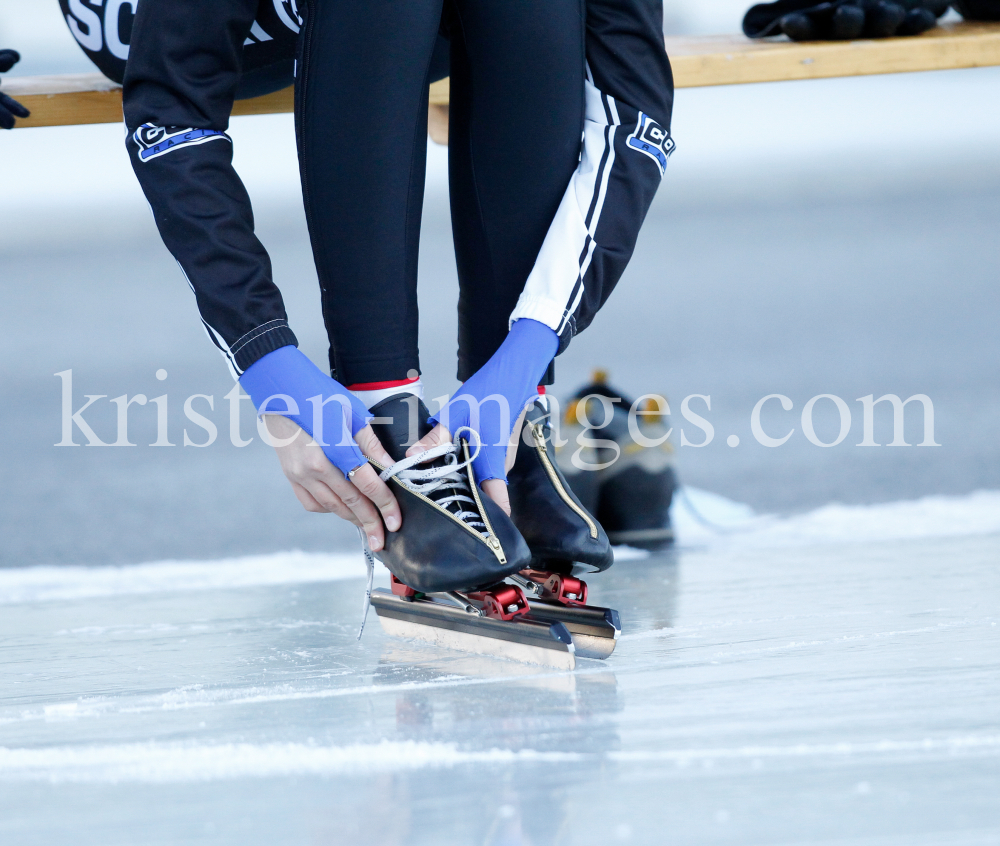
[1, 492, 998, 844]
[4, 488, 996, 606]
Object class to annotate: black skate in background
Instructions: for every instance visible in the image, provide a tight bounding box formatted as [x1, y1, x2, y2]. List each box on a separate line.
[558, 371, 677, 551]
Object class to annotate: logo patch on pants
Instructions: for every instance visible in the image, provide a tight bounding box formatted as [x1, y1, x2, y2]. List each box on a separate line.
[132, 124, 231, 162]
[626, 113, 674, 176]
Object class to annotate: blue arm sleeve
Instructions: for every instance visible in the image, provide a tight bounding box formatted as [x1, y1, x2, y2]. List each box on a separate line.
[239, 345, 373, 476]
[432, 319, 559, 484]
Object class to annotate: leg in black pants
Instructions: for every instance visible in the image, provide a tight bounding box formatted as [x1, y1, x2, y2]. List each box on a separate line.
[296, 0, 585, 388]
[448, 0, 585, 383]
[295, 0, 443, 387]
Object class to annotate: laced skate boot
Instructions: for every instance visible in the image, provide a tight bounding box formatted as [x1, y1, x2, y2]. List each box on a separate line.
[366, 394, 531, 594]
[557, 371, 677, 550]
[507, 397, 613, 573]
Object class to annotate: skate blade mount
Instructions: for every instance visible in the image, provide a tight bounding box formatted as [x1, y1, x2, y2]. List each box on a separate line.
[523, 600, 621, 660]
[371, 588, 577, 670]
[511, 571, 621, 660]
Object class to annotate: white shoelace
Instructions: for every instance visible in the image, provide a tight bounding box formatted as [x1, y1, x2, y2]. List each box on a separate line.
[357, 433, 486, 639]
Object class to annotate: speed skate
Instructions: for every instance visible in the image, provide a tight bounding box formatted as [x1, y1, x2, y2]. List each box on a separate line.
[371, 569, 621, 669]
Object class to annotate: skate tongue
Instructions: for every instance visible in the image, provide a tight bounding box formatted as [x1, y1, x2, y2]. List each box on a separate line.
[369, 395, 488, 538]
[368, 394, 434, 462]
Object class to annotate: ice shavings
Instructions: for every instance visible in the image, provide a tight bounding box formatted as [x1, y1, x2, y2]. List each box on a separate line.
[673, 488, 1000, 550]
[0, 740, 581, 784]
[0, 550, 367, 605]
[2, 672, 545, 728]
[2, 734, 998, 784]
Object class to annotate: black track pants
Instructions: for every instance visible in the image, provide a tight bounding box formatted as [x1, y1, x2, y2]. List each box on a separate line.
[121, 0, 664, 384]
[295, 0, 444, 387]
[447, 0, 586, 382]
[296, 0, 585, 387]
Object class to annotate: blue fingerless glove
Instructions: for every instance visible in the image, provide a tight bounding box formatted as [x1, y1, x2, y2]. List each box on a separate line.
[432, 318, 558, 484]
[239, 345, 373, 477]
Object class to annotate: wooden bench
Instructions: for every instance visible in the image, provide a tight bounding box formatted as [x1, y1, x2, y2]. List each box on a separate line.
[5, 21, 999, 130]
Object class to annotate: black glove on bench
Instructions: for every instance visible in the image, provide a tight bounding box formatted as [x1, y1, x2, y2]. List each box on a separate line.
[951, 0, 1000, 19]
[0, 49, 30, 130]
[743, 0, 949, 41]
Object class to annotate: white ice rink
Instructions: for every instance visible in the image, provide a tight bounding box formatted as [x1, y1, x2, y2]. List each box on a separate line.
[2, 491, 998, 844]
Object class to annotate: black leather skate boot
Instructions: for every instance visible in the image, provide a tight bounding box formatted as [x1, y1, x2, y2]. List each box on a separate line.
[507, 398, 614, 573]
[367, 394, 531, 594]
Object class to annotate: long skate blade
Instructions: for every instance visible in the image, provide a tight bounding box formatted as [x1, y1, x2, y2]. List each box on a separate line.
[525, 601, 621, 660]
[371, 589, 576, 670]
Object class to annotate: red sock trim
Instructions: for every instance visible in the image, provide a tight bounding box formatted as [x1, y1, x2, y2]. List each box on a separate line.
[347, 376, 419, 391]
[537, 386, 546, 395]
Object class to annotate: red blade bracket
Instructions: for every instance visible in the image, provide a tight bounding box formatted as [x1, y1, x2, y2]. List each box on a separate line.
[520, 570, 589, 607]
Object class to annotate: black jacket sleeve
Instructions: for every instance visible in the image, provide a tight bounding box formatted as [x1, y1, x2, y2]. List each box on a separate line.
[123, 0, 297, 376]
[509, 0, 674, 350]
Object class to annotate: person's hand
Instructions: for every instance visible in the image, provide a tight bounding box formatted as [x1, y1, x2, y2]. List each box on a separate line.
[406, 318, 558, 512]
[240, 345, 401, 549]
[264, 415, 401, 551]
[0, 50, 30, 130]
